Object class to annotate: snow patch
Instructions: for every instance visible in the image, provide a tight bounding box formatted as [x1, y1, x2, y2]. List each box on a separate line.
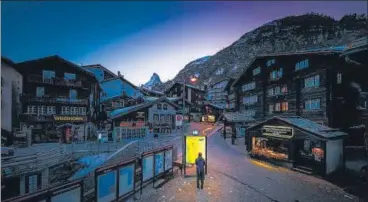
[215, 68, 224, 75]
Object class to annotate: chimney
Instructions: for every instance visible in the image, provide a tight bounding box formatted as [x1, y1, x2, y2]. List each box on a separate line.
[117, 71, 121, 76]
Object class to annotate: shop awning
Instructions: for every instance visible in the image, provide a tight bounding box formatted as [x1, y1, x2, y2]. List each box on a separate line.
[247, 116, 348, 140]
[220, 112, 255, 123]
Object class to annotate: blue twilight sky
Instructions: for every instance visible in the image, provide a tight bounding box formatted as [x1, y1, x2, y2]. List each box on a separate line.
[1, 1, 367, 85]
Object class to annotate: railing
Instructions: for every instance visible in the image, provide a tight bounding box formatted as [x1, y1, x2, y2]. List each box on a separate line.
[27, 75, 84, 88]
[21, 94, 88, 105]
[348, 37, 368, 49]
[20, 114, 54, 122]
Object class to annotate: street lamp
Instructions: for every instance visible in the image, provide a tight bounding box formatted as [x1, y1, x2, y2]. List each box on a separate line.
[182, 75, 198, 126]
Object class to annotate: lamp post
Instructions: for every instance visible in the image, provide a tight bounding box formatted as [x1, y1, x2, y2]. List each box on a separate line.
[182, 75, 198, 129]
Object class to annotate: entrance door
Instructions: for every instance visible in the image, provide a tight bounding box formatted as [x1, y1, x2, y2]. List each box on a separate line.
[294, 139, 315, 170]
[1, 176, 20, 200]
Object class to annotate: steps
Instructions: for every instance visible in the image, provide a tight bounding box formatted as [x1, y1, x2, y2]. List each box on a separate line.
[292, 165, 314, 175]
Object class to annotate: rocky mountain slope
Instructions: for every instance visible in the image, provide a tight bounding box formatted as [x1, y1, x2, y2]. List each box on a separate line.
[143, 73, 162, 89]
[154, 13, 367, 91]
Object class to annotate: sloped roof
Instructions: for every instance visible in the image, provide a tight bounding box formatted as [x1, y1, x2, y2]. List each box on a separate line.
[247, 116, 347, 140]
[82, 64, 117, 79]
[109, 97, 180, 120]
[16, 55, 97, 80]
[140, 87, 165, 96]
[221, 112, 255, 123]
[165, 82, 205, 93]
[100, 76, 143, 102]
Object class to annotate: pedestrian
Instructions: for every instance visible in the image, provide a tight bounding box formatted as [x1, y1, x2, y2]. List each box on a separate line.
[195, 152, 206, 189]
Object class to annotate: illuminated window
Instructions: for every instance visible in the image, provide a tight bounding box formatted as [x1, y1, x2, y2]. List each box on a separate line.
[295, 59, 309, 71]
[281, 102, 289, 111]
[36, 87, 45, 97]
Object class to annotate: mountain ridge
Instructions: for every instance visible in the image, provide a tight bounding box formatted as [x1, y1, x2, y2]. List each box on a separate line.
[154, 13, 367, 91]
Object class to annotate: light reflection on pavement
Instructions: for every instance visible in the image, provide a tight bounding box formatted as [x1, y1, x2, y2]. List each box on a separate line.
[136, 122, 358, 202]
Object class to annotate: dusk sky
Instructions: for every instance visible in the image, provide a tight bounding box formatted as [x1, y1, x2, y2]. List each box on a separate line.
[1, 1, 366, 85]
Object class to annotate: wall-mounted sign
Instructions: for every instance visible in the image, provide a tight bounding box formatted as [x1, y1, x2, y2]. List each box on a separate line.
[262, 125, 293, 139]
[175, 115, 183, 126]
[120, 121, 145, 127]
[136, 112, 145, 118]
[53, 116, 87, 122]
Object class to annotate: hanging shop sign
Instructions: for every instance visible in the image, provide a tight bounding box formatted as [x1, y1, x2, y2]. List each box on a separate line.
[262, 125, 293, 139]
[53, 116, 87, 122]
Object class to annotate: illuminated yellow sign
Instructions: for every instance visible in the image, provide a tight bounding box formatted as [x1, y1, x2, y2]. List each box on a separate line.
[185, 136, 206, 164]
[53, 116, 87, 122]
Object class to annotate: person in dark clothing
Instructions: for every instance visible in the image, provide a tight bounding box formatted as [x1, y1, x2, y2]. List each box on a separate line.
[195, 152, 206, 189]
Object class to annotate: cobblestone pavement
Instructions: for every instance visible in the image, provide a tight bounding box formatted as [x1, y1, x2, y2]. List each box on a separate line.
[135, 124, 359, 202]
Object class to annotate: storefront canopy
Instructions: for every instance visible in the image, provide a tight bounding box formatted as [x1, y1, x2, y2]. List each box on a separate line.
[247, 116, 348, 140]
[220, 112, 255, 123]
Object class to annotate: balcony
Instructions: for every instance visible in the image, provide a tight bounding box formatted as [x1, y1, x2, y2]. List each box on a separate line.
[20, 114, 54, 122]
[21, 94, 88, 105]
[27, 75, 84, 88]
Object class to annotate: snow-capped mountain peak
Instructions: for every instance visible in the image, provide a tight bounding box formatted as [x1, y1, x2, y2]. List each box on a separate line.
[144, 73, 162, 89]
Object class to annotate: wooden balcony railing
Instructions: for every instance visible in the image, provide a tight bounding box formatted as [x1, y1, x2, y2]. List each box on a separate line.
[20, 114, 54, 122]
[27, 75, 84, 88]
[21, 94, 88, 105]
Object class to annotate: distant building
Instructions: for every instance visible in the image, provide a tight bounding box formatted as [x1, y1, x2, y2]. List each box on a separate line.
[205, 78, 231, 109]
[140, 86, 165, 98]
[224, 78, 236, 111]
[17, 55, 102, 143]
[109, 97, 181, 140]
[201, 102, 224, 123]
[82, 64, 117, 82]
[165, 82, 205, 121]
[1, 57, 23, 145]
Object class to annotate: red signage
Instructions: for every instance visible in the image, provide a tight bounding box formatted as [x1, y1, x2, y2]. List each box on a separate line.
[176, 115, 183, 121]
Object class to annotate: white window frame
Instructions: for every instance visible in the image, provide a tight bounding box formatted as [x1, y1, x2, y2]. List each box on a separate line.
[62, 106, 70, 115]
[275, 103, 281, 111]
[27, 105, 37, 114]
[337, 73, 342, 84]
[47, 106, 56, 115]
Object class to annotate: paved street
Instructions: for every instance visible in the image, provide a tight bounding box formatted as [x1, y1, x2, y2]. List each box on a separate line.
[137, 123, 358, 202]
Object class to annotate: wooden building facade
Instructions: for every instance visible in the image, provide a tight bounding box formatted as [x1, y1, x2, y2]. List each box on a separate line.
[232, 50, 368, 133]
[17, 55, 102, 143]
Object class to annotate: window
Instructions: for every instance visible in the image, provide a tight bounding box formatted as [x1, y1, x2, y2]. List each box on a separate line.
[157, 104, 162, 109]
[270, 68, 283, 80]
[275, 103, 281, 111]
[38, 106, 46, 115]
[253, 67, 261, 75]
[242, 82, 256, 92]
[337, 73, 342, 84]
[242, 95, 258, 105]
[42, 70, 55, 79]
[61, 106, 70, 115]
[281, 102, 289, 111]
[79, 107, 87, 115]
[69, 89, 77, 99]
[295, 59, 309, 71]
[274, 86, 281, 95]
[268, 104, 274, 113]
[27, 106, 37, 114]
[64, 73, 76, 80]
[304, 75, 320, 88]
[160, 114, 165, 122]
[245, 110, 256, 117]
[36, 87, 45, 97]
[47, 106, 56, 115]
[153, 114, 159, 122]
[166, 114, 171, 122]
[266, 59, 276, 67]
[281, 85, 288, 93]
[268, 88, 274, 96]
[163, 104, 168, 110]
[71, 107, 78, 115]
[305, 98, 321, 110]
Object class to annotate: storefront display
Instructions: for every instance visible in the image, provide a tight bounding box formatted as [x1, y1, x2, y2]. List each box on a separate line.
[251, 137, 289, 160]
